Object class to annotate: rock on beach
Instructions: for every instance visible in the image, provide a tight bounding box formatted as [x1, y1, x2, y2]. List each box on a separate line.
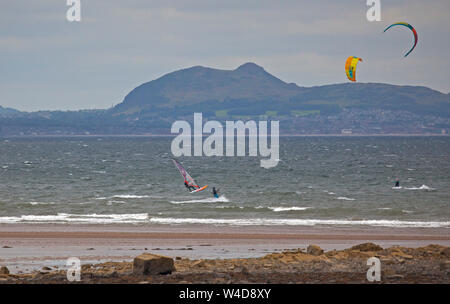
[133, 253, 175, 275]
[307, 245, 324, 256]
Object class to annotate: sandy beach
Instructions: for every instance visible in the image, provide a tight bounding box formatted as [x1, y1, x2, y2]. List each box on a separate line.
[0, 224, 449, 283]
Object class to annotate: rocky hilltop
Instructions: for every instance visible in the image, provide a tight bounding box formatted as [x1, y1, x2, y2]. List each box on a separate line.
[114, 62, 450, 119]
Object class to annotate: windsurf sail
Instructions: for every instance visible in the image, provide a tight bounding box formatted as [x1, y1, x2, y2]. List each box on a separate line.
[172, 159, 207, 192]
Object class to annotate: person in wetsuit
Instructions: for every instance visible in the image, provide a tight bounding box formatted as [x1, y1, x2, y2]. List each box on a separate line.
[395, 179, 400, 188]
[185, 180, 196, 192]
[212, 187, 220, 198]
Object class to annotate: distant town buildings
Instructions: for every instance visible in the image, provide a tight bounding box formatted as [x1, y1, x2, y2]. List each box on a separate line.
[341, 129, 352, 135]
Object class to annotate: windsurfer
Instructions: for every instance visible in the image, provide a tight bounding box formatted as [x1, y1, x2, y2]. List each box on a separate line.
[185, 181, 196, 192]
[173, 159, 208, 193]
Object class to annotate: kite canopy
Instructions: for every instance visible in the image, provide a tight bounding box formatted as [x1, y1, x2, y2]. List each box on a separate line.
[383, 22, 418, 57]
[345, 56, 362, 82]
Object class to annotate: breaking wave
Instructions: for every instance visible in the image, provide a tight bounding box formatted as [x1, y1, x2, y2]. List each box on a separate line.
[170, 196, 230, 204]
[0, 214, 448, 228]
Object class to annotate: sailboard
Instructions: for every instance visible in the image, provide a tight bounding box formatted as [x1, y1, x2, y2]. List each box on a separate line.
[172, 159, 208, 193]
[191, 185, 208, 193]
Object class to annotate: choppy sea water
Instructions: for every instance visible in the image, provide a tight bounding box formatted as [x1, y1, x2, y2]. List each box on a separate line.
[0, 136, 449, 228]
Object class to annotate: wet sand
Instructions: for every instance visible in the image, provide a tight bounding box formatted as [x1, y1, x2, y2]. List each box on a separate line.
[1, 223, 449, 277]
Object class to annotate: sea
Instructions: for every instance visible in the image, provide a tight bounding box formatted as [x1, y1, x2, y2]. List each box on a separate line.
[0, 136, 449, 228]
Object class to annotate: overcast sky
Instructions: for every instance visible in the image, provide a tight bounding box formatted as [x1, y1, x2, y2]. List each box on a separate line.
[1, 0, 449, 111]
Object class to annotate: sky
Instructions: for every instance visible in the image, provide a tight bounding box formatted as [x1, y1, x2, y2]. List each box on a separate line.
[1, 0, 449, 111]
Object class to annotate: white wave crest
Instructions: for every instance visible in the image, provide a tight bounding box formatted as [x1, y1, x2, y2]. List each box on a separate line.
[0, 213, 149, 224]
[147, 217, 449, 228]
[112, 195, 150, 199]
[0, 214, 448, 228]
[405, 185, 435, 191]
[336, 197, 355, 201]
[28, 202, 56, 205]
[106, 200, 127, 205]
[268, 207, 312, 212]
[94, 194, 150, 200]
[170, 196, 229, 204]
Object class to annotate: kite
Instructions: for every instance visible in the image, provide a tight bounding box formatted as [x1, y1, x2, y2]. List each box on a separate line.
[383, 22, 418, 57]
[345, 56, 363, 82]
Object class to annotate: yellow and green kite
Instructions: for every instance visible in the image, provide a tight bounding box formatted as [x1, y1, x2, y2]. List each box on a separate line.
[345, 56, 362, 82]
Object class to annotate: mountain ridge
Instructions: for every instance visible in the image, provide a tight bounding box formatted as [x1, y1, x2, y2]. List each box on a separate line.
[1, 62, 449, 135]
[112, 62, 450, 118]
[114, 62, 301, 112]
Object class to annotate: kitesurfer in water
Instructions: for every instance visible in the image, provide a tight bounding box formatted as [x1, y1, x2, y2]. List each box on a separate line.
[395, 179, 400, 188]
[212, 187, 220, 198]
[185, 181, 196, 192]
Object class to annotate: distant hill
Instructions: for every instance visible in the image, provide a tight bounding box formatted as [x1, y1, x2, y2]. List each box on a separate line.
[1, 63, 450, 136]
[113, 63, 300, 115]
[0, 105, 21, 117]
[293, 83, 450, 117]
[112, 62, 450, 118]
